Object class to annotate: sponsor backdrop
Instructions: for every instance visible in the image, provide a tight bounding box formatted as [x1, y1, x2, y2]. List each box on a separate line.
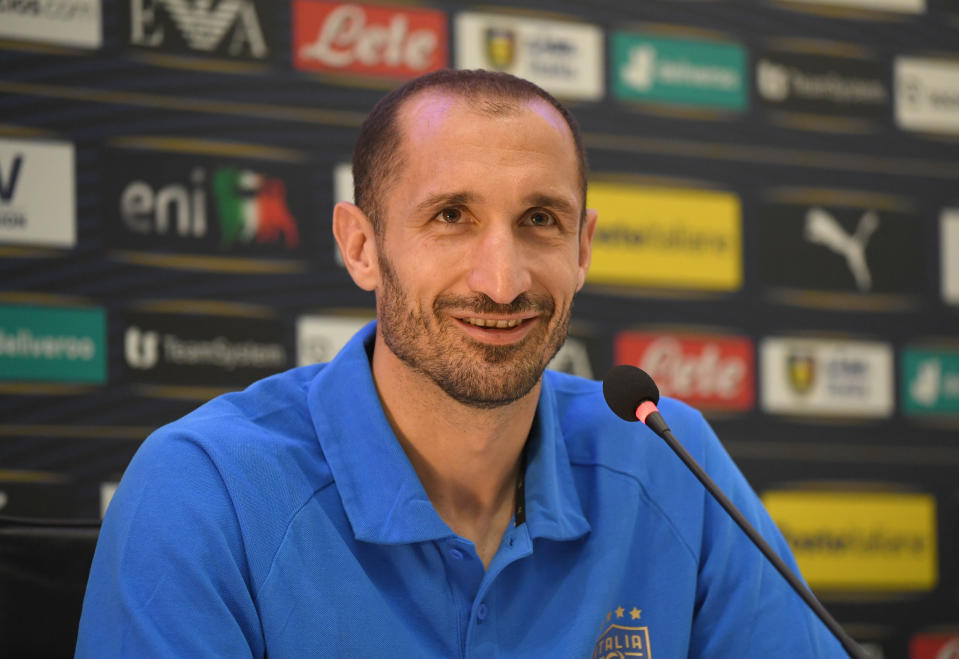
[1, 0, 957, 654]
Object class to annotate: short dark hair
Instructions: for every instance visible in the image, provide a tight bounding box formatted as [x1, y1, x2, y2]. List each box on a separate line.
[352, 69, 588, 232]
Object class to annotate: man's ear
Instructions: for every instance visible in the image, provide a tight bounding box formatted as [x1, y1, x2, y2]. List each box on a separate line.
[576, 207, 598, 291]
[333, 201, 379, 291]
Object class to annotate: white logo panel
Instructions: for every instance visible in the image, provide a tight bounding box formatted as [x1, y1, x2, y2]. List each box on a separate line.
[0, 138, 76, 248]
[942, 209, 959, 305]
[0, 0, 102, 48]
[895, 57, 959, 135]
[784, 0, 924, 11]
[297, 315, 370, 366]
[760, 337, 894, 418]
[454, 12, 603, 101]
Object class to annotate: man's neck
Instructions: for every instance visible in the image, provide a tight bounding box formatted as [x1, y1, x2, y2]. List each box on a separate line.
[371, 336, 538, 569]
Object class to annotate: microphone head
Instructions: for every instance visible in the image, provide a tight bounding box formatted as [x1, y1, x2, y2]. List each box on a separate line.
[603, 365, 660, 422]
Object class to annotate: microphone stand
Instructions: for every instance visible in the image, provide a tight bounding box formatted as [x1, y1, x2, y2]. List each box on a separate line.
[643, 410, 870, 659]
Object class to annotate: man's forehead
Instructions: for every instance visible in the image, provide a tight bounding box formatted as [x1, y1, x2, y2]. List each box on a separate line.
[396, 89, 574, 145]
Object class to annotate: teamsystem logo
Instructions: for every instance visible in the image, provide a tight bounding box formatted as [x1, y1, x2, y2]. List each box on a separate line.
[454, 11, 604, 101]
[0, 0, 102, 48]
[293, 1, 447, 79]
[124, 312, 288, 387]
[0, 137, 76, 248]
[756, 51, 887, 120]
[127, 0, 270, 59]
[106, 149, 306, 255]
[611, 32, 747, 112]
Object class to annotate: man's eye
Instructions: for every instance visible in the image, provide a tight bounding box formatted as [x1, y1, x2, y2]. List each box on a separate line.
[437, 208, 462, 223]
[528, 211, 555, 227]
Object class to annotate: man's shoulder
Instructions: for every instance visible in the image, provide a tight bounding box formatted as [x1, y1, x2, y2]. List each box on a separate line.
[543, 368, 719, 497]
[136, 363, 335, 507]
[172, 363, 325, 441]
[543, 368, 710, 454]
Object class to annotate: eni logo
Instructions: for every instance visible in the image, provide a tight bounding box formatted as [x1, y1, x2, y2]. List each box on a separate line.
[591, 605, 650, 659]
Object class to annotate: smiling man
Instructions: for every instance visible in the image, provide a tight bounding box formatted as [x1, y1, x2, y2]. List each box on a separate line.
[77, 70, 845, 657]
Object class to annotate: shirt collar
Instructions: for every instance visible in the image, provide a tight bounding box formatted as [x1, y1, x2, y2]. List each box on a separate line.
[307, 320, 590, 546]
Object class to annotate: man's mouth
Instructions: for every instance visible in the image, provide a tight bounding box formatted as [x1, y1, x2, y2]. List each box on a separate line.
[462, 317, 525, 329]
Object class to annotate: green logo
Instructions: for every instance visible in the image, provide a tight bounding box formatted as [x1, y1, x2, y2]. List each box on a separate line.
[0, 305, 106, 383]
[902, 347, 959, 416]
[612, 32, 747, 111]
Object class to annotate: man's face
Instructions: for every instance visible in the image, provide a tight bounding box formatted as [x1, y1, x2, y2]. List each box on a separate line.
[373, 92, 595, 408]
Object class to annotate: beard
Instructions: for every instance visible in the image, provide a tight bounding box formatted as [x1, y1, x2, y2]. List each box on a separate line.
[376, 252, 571, 409]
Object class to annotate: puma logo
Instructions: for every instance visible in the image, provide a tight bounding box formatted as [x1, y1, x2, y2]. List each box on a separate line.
[804, 207, 878, 292]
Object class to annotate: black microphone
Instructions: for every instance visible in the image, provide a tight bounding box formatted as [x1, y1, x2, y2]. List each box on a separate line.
[603, 365, 868, 659]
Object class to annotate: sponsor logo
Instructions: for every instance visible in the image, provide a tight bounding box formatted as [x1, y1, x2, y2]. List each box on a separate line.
[760, 337, 893, 417]
[100, 481, 118, 518]
[296, 314, 369, 366]
[586, 183, 741, 291]
[762, 490, 938, 591]
[0, 137, 76, 248]
[484, 27, 515, 70]
[943, 210, 959, 305]
[614, 331, 753, 411]
[123, 312, 287, 386]
[127, 0, 270, 59]
[293, 1, 447, 79]
[896, 57, 959, 135]
[902, 346, 959, 416]
[332, 162, 353, 267]
[591, 605, 650, 659]
[783, 0, 925, 12]
[759, 200, 922, 297]
[0, 304, 106, 383]
[611, 32, 747, 111]
[910, 634, 959, 659]
[756, 52, 888, 119]
[455, 11, 603, 100]
[105, 149, 311, 257]
[548, 336, 594, 379]
[0, 0, 102, 48]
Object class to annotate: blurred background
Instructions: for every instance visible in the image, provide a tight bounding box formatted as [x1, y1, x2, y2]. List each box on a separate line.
[0, 0, 957, 656]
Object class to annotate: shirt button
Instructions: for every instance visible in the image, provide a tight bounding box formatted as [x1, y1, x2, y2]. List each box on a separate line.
[477, 603, 488, 621]
[506, 535, 515, 547]
[449, 548, 464, 560]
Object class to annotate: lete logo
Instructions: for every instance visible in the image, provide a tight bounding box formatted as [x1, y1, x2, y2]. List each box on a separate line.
[294, 1, 446, 78]
[614, 332, 754, 411]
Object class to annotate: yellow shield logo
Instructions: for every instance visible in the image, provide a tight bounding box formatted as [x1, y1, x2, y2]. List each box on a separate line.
[484, 27, 515, 70]
[788, 352, 816, 394]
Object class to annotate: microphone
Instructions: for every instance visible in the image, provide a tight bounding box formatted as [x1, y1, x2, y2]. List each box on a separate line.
[603, 365, 868, 659]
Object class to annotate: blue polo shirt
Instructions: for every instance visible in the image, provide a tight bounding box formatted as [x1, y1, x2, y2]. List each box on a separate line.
[77, 322, 845, 657]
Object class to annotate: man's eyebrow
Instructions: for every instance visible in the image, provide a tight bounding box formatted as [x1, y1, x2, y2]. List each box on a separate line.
[524, 193, 578, 216]
[414, 191, 477, 214]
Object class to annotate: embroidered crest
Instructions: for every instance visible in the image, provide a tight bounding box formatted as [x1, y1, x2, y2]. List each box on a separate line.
[591, 606, 650, 659]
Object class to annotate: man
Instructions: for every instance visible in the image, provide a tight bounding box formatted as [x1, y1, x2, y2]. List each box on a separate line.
[77, 70, 845, 657]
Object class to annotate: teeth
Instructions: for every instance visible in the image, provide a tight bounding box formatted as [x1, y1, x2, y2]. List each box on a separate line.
[464, 317, 522, 328]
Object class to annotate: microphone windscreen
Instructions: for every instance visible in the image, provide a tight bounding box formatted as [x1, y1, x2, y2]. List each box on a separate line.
[603, 365, 660, 422]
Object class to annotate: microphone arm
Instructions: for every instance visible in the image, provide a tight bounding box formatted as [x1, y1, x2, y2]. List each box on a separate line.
[642, 410, 869, 659]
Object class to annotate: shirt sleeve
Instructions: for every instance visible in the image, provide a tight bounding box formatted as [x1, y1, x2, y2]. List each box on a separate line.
[684, 413, 848, 658]
[75, 431, 264, 658]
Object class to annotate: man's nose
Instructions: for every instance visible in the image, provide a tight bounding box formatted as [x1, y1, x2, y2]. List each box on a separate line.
[465, 224, 533, 305]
